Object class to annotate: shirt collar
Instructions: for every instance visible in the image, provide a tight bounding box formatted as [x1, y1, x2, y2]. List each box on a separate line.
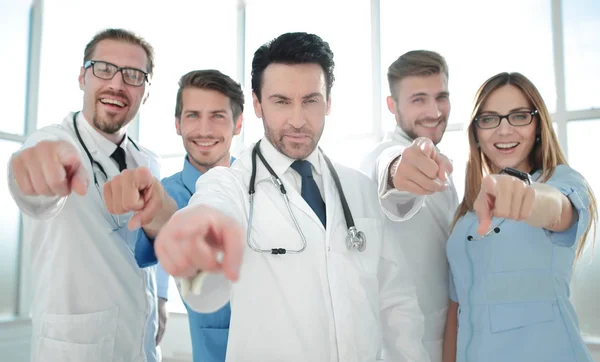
[182, 155, 237, 194]
[392, 125, 414, 147]
[258, 137, 322, 178]
[77, 111, 127, 155]
[182, 156, 203, 194]
[392, 124, 441, 152]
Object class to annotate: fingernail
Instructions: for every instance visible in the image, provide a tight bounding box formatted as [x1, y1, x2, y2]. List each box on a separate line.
[129, 219, 141, 230]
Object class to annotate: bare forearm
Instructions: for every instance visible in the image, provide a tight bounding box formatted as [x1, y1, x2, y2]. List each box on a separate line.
[143, 195, 178, 239]
[526, 182, 574, 232]
[443, 300, 458, 362]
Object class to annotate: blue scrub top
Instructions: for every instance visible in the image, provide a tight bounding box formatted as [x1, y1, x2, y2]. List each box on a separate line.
[447, 165, 594, 362]
[135, 156, 235, 362]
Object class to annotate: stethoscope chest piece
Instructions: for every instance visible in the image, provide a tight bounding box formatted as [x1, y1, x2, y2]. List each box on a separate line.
[346, 226, 366, 252]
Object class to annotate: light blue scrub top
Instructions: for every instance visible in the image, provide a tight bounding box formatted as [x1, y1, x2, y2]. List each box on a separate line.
[135, 157, 234, 362]
[447, 165, 594, 362]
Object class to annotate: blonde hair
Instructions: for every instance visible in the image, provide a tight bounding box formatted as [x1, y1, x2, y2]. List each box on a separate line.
[452, 72, 596, 259]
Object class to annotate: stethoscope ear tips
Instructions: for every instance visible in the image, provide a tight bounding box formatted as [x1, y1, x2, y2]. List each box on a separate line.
[467, 235, 473, 241]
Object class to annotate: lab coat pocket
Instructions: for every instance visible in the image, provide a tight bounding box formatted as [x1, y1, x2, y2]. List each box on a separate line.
[339, 217, 383, 275]
[488, 301, 554, 333]
[37, 307, 118, 362]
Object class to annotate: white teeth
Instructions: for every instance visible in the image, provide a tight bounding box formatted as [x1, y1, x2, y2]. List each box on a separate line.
[495, 142, 518, 149]
[420, 122, 440, 129]
[194, 141, 218, 147]
[100, 98, 125, 107]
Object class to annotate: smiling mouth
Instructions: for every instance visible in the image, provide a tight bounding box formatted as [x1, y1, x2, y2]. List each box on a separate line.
[99, 98, 127, 108]
[192, 140, 218, 147]
[494, 142, 519, 150]
[418, 121, 441, 129]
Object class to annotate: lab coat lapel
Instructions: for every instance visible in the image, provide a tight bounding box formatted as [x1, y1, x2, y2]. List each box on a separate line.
[285, 179, 326, 231]
[128, 143, 159, 177]
[248, 148, 325, 232]
[321, 153, 340, 247]
[255, 171, 326, 232]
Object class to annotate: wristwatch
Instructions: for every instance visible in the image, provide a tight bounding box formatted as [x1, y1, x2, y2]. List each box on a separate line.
[387, 155, 401, 189]
[499, 167, 532, 185]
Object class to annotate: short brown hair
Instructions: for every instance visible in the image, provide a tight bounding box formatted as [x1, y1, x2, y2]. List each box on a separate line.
[175, 70, 244, 121]
[83, 28, 155, 76]
[387, 50, 448, 99]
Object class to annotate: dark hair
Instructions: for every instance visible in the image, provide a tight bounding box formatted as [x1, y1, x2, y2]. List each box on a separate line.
[174, 69, 244, 121]
[251, 32, 335, 101]
[84, 28, 155, 76]
[387, 50, 448, 100]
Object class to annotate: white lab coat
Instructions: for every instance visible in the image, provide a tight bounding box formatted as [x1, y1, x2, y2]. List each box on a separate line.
[360, 126, 459, 362]
[8, 112, 161, 362]
[179, 138, 428, 362]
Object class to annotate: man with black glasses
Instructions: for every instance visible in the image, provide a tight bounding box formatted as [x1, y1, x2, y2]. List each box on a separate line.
[8, 28, 166, 362]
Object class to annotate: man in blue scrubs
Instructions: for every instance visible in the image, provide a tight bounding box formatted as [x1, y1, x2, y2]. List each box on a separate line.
[103, 69, 244, 362]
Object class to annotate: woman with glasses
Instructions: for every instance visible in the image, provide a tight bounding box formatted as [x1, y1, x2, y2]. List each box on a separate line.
[442, 72, 597, 362]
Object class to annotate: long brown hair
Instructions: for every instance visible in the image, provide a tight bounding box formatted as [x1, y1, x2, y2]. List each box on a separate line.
[452, 72, 597, 259]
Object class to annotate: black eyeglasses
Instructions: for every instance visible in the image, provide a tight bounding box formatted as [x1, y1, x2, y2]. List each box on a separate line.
[474, 109, 538, 129]
[84, 60, 149, 87]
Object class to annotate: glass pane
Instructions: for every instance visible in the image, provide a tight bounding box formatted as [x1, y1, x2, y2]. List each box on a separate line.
[159, 155, 186, 180]
[380, 0, 555, 132]
[0, 140, 23, 317]
[243, 0, 373, 148]
[563, 0, 600, 111]
[0, 0, 30, 135]
[437, 129, 469, 201]
[566, 118, 600, 341]
[38, 0, 238, 156]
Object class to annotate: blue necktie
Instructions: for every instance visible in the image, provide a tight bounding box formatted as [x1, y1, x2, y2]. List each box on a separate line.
[291, 160, 326, 227]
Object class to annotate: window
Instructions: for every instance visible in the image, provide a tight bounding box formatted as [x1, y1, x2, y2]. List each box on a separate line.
[566, 119, 600, 341]
[0, 140, 23, 317]
[1, 0, 30, 135]
[37, 0, 239, 156]
[0, 0, 31, 319]
[243, 0, 375, 167]
[38, 0, 239, 315]
[380, 0, 556, 131]
[563, 0, 600, 111]
[438, 129, 469, 200]
[380, 0, 555, 194]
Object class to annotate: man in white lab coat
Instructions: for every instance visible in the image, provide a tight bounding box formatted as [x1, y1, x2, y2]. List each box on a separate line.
[152, 32, 429, 362]
[7, 29, 168, 362]
[360, 50, 458, 362]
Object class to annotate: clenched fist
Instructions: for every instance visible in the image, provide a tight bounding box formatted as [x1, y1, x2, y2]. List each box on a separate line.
[391, 137, 453, 195]
[10, 140, 89, 197]
[474, 174, 535, 236]
[155, 205, 244, 281]
[103, 167, 175, 233]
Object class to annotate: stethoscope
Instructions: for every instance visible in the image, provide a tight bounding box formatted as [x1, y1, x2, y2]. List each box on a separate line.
[72, 111, 139, 231]
[247, 140, 366, 255]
